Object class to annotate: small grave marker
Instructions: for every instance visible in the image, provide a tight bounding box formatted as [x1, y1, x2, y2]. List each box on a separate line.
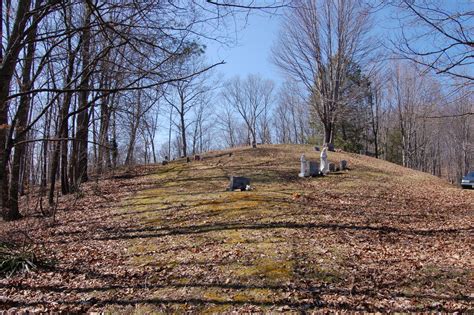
[228, 176, 251, 191]
[309, 161, 320, 176]
[340, 160, 348, 170]
[299, 154, 320, 177]
[299, 154, 310, 177]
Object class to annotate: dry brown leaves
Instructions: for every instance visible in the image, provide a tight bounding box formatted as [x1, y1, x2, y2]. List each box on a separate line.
[0, 145, 472, 313]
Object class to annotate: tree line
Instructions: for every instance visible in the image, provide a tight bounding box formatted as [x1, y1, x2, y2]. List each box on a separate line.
[0, 0, 472, 221]
[0, 0, 288, 220]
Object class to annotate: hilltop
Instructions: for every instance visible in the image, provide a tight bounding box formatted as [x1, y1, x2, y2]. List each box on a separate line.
[0, 144, 472, 313]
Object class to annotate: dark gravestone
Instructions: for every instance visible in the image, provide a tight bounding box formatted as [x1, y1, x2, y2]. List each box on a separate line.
[162, 160, 168, 166]
[329, 162, 336, 172]
[228, 176, 251, 191]
[314, 146, 320, 151]
[309, 161, 320, 176]
[194, 155, 201, 161]
[340, 160, 348, 170]
[328, 143, 335, 152]
[186, 157, 191, 163]
[229, 152, 233, 157]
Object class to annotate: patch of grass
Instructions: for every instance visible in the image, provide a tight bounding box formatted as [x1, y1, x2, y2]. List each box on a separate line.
[202, 305, 230, 314]
[225, 230, 246, 244]
[233, 259, 293, 282]
[233, 288, 274, 303]
[127, 241, 159, 266]
[202, 289, 231, 303]
[407, 264, 472, 295]
[0, 243, 39, 277]
[104, 304, 161, 315]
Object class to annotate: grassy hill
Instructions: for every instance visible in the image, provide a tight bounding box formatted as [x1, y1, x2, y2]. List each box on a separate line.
[1, 144, 473, 312]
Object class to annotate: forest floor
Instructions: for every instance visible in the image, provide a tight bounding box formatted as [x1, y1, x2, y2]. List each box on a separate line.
[0, 144, 473, 313]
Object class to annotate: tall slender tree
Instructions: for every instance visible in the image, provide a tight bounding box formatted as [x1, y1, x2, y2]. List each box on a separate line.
[272, 0, 373, 144]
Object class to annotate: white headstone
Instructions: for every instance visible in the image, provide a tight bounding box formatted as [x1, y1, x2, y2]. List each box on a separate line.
[299, 154, 310, 177]
[320, 147, 329, 175]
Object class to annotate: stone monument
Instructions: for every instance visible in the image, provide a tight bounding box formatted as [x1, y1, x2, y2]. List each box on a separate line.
[299, 154, 320, 177]
[340, 160, 348, 170]
[299, 154, 310, 177]
[320, 147, 329, 175]
[309, 161, 320, 176]
[228, 176, 251, 191]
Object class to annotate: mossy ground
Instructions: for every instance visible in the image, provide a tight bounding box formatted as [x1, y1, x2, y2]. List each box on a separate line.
[2, 144, 470, 313]
[111, 145, 473, 312]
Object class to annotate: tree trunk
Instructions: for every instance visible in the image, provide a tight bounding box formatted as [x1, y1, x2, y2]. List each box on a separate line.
[125, 91, 141, 165]
[324, 122, 333, 145]
[71, 5, 92, 191]
[49, 25, 77, 203]
[40, 109, 51, 192]
[97, 96, 111, 174]
[0, 0, 32, 220]
[180, 111, 187, 156]
[9, 15, 38, 215]
[111, 110, 118, 168]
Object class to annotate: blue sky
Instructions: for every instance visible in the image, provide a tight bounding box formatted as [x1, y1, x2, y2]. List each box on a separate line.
[204, 12, 285, 87]
[156, 1, 473, 154]
[203, 1, 473, 88]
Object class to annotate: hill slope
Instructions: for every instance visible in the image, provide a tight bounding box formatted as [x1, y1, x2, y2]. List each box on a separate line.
[1, 144, 473, 312]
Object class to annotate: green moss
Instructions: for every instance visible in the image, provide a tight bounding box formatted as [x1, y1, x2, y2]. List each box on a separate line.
[233, 288, 274, 303]
[202, 305, 231, 314]
[233, 259, 293, 282]
[127, 241, 159, 266]
[407, 265, 472, 295]
[225, 230, 246, 244]
[103, 304, 160, 315]
[113, 144, 462, 312]
[202, 289, 231, 303]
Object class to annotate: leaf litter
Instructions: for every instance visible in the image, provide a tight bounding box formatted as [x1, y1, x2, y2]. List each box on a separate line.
[0, 145, 472, 313]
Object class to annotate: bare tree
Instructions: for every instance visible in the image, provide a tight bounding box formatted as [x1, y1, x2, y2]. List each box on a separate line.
[164, 56, 212, 157]
[273, 80, 310, 144]
[1, 0, 243, 220]
[222, 74, 275, 148]
[391, 0, 473, 82]
[386, 62, 442, 168]
[0, 0, 57, 220]
[216, 104, 241, 148]
[142, 99, 162, 164]
[368, 72, 386, 158]
[191, 95, 214, 154]
[272, 0, 373, 145]
[70, 2, 92, 190]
